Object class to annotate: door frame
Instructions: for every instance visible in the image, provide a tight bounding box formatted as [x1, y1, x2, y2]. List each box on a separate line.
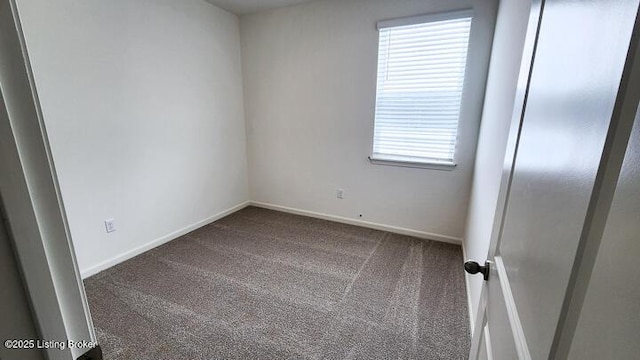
[469, 0, 640, 358]
[0, 0, 97, 359]
[0, 195, 42, 360]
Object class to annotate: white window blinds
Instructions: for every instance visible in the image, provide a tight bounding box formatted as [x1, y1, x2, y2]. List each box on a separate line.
[372, 12, 472, 166]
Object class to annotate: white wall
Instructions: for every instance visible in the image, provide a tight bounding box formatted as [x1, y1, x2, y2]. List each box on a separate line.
[463, 0, 532, 324]
[240, 0, 496, 242]
[15, 0, 249, 276]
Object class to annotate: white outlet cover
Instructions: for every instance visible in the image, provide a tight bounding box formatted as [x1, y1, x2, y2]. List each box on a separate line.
[104, 218, 116, 233]
[337, 188, 344, 199]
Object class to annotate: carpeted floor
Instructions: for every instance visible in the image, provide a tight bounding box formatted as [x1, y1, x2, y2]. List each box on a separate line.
[84, 206, 469, 359]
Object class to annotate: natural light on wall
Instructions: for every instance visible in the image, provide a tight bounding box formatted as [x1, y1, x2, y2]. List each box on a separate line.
[372, 11, 472, 167]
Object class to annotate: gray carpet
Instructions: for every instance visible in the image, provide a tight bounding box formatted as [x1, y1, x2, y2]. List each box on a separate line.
[84, 206, 470, 359]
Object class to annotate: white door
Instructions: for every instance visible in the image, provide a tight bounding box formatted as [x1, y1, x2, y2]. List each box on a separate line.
[468, 0, 640, 359]
[0, 2, 98, 359]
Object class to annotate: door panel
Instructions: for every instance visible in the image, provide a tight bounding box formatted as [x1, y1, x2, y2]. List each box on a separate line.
[477, 329, 488, 360]
[567, 98, 640, 359]
[497, 1, 639, 358]
[486, 262, 519, 360]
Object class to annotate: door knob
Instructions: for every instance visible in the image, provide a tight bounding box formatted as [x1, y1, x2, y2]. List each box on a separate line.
[464, 260, 490, 281]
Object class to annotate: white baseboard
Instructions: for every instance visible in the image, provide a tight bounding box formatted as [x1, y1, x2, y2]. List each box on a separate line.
[81, 200, 464, 279]
[462, 241, 476, 333]
[249, 201, 463, 245]
[80, 201, 250, 279]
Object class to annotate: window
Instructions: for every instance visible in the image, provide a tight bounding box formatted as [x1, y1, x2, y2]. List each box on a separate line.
[371, 11, 472, 168]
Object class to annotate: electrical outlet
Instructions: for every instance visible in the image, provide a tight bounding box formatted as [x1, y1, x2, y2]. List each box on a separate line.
[336, 188, 344, 199]
[104, 218, 116, 233]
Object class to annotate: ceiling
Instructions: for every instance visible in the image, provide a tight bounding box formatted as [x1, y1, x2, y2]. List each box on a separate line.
[203, 0, 315, 15]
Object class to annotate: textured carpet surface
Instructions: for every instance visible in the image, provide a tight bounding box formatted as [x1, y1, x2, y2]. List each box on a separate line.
[84, 207, 469, 359]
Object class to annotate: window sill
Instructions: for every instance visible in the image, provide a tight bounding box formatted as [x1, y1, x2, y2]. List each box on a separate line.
[368, 156, 457, 171]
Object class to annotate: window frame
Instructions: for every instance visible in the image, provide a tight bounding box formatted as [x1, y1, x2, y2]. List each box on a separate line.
[369, 9, 474, 171]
